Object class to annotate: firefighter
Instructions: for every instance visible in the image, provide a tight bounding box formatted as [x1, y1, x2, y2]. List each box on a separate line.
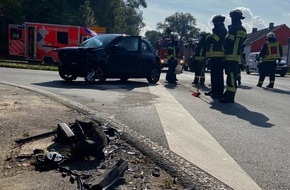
[256, 32, 282, 88]
[237, 53, 245, 86]
[166, 33, 179, 84]
[204, 15, 227, 98]
[192, 32, 208, 85]
[219, 9, 247, 103]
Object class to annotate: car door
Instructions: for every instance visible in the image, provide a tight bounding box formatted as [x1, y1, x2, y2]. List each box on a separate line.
[139, 40, 156, 76]
[108, 36, 141, 77]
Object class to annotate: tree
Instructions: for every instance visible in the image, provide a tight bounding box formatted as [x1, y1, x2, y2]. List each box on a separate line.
[144, 30, 162, 47]
[79, 0, 97, 27]
[156, 12, 200, 39]
[0, 0, 148, 56]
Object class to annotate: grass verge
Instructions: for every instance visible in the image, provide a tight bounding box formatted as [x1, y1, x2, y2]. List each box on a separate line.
[0, 60, 58, 71]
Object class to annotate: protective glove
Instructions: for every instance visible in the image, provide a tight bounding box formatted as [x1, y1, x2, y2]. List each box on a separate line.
[239, 64, 244, 71]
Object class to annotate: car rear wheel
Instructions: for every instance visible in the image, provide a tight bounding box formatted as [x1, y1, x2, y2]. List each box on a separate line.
[94, 66, 107, 84]
[280, 70, 286, 77]
[59, 66, 77, 81]
[147, 68, 160, 84]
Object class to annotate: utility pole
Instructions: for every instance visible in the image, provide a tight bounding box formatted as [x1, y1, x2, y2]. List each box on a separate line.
[287, 38, 290, 66]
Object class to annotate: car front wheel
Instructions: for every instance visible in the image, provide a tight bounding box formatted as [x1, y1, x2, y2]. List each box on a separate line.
[94, 66, 107, 84]
[59, 66, 77, 81]
[147, 68, 160, 84]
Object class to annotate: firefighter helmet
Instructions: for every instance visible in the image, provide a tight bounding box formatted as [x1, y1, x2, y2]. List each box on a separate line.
[200, 31, 207, 37]
[212, 15, 226, 23]
[171, 33, 179, 42]
[229, 9, 245, 19]
[267, 32, 275, 39]
[165, 27, 172, 36]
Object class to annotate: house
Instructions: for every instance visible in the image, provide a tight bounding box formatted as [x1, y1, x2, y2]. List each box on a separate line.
[244, 23, 290, 63]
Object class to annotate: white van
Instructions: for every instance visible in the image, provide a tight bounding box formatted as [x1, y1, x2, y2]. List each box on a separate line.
[246, 52, 288, 77]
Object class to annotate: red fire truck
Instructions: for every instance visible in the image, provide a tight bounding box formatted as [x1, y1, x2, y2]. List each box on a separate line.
[8, 22, 101, 63]
[156, 36, 184, 68]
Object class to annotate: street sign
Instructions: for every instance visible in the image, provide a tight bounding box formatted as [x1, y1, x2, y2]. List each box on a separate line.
[89, 26, 106, 34]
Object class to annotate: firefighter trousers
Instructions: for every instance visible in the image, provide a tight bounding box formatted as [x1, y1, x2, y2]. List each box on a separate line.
[166, 59, 177, 83]
[223, 61, 238, 101]
[258, 61, 276, 86]
[209, 58, 224, 95]
[193, 61, 205, 84]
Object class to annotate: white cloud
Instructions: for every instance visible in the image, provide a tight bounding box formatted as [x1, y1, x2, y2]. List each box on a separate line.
[237, 7, 267, 33]
[197, 7, 268, 34]
[140, 5, 271, 36]
[140, 26, 152, 36]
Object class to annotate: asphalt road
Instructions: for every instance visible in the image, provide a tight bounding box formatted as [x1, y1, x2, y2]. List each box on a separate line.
[1, 67, 290, 190]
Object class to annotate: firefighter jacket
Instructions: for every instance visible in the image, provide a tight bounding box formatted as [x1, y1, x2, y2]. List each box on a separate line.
[259, 38, 282, 62]
[206, 24, 227, 58]
[224, 22, 247, 62]
[167, 41, 179, 61]
[195, 35, 208, 61]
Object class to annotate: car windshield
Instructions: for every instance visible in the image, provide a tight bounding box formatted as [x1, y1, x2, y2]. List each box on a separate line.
[80, 34, 120, 48]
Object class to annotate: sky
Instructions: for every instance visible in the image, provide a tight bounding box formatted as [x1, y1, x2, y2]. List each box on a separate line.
[140, 0, 290, 36]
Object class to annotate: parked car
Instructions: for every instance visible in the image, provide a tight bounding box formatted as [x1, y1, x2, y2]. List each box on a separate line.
[54, 34, 161, 84]
[246, 52, 288, 77]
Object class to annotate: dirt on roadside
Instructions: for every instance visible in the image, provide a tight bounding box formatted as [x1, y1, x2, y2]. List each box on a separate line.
[0, 83, 184, 190]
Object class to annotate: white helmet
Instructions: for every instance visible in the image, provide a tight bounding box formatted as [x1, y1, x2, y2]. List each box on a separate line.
[267, 32, 275, 39]
[170, 33, 180, 42]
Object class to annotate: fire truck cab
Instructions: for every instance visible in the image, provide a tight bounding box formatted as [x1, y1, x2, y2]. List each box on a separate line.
[8, 22, 99, 64]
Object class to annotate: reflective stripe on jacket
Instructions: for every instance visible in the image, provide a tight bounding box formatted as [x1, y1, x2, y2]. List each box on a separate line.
[206, 25, 227, 58]
[195, 35, 207, 61]
[224, 26, 247, 62]
[167, 44, 178, 60]
[263, 42, 280, 61]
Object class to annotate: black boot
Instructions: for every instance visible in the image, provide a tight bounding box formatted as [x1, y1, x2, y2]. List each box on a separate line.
[192, 78, 199, 85]
[266, 84, 273, 88]
[204, 91, 212, 96]
[219, 91, 235, 103]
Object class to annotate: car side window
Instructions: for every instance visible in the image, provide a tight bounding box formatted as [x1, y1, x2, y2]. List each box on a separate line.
[248, 55, 254, 61]
[141, 41, 150, 53]
[117, 37, 138, 51]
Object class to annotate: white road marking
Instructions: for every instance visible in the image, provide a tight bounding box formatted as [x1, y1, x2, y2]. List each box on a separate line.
[149, 83, 261, 190]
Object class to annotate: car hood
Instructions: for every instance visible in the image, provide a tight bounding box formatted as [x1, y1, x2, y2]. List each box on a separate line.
[53, 46, 103, 52]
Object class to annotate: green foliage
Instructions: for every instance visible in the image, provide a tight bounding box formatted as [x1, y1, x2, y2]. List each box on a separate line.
[0, 0, 147, 56]
[79, 0, 97, 27]
[156, 12, 200, 39]
[144, 30, 162, 47]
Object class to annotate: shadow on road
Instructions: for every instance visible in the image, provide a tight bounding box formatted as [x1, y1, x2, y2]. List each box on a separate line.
[263, 87, 290, 95]
[236, 85, 253, 90]
[210, 101, 274, 128]
[32, 79, 155, 91]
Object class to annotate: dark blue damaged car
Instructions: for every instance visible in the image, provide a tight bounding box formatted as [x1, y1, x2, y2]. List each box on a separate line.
[54, 34, 161, 84]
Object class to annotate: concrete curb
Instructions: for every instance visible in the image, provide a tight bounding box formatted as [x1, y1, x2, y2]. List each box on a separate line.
[0, 81, 232, 189]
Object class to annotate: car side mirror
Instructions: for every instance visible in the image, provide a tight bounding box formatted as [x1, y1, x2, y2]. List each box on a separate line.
[111, 44, 120, 53]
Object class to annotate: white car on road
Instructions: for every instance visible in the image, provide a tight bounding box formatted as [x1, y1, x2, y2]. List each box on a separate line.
[246, 52, 288, 77]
